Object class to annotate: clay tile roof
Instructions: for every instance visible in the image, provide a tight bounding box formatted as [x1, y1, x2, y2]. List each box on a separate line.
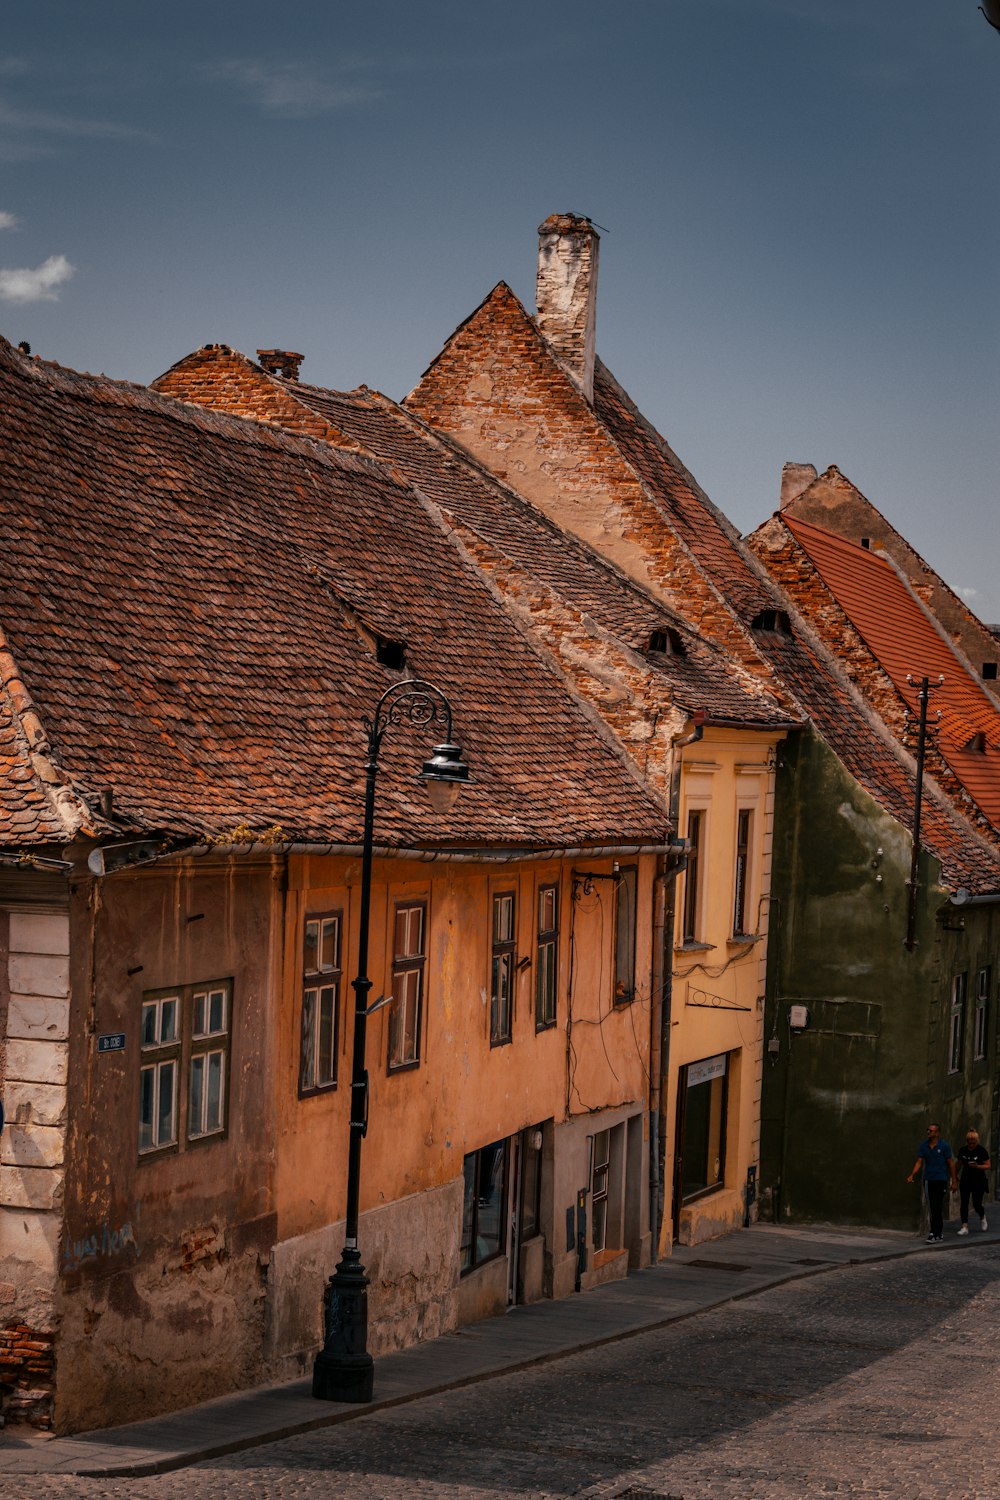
[0, 335, 669, 851]
[267, 380, 792, 731]
[783, 515, 1000, 831]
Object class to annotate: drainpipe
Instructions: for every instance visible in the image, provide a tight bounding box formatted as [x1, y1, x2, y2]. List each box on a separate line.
[905, 676, 938, 952]
[653, 711, 704, 1257]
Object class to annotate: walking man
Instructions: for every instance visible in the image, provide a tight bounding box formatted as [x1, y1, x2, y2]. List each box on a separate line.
[907, 1122, 957, 1242]
[956, 1128, 990, 1235]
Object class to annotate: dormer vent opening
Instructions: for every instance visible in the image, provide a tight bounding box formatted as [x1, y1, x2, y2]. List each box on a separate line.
[983, 662, 998, 681]
[860, 538, 871, 549]
[966, 731, 988, 754]
[375, 637, 407, 671]
[750, 609, 792, 636]
[646, 628, 684, 657]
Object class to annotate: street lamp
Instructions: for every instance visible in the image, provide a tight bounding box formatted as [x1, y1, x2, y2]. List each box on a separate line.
[312, 679, 471, 1403]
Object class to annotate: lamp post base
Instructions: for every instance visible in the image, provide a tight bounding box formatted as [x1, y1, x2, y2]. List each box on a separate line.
[312, 1348, 374, 1404]
[311, 1247, 375, 1404]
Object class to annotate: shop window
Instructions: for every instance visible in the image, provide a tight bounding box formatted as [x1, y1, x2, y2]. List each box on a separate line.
[491, 892, 516, 1045]
[461, 1138, 508, 1273]
[139, 980, 232, 1157]
[975, 967, 990, 1061]
[389, 903, 425, 1070]
[949, 973, 967, 1074]
[682, 811, 703, 943]
[519, 1129, 543, 1241]
[300, 913, 341, 1095]
[732, 809, 753, 937]
[535, 884, 558, 1030]
[678, 1053, 728, 1201]
[613, 866, 637, 1004]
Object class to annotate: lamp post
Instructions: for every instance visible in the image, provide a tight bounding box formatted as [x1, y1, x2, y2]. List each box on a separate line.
[312, 679, 470, 1403]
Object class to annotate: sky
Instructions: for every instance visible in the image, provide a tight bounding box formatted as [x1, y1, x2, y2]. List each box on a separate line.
[2, 1, 998, 619]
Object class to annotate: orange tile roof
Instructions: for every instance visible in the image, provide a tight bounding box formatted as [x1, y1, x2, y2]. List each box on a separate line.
[0, 335, 670, 852]
[783, 515, 1000, 830]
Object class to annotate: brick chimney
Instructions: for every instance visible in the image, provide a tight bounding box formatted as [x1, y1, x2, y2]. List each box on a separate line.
[536, 213, 599, 403]
[257, 349, 304, 382]
[780, 462, 818, 510]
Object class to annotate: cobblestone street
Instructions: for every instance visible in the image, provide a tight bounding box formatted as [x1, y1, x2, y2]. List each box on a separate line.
[4, 1244, 999, 1500]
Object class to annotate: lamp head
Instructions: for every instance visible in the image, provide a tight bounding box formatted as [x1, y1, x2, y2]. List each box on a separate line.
[419, 742, 471, 815]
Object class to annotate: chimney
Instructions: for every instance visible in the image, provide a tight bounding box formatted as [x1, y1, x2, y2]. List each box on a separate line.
[780, 462, 818, 510]
[535, 213, 599, 403]
[257, 349, 304, 382]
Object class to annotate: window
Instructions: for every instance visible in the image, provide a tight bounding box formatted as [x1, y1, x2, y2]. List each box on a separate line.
[591, 1129, 610, 1253]
[300, 913, 341, 1095]
[491, 892, 516, 1045]
[535, 884, 558, 1030]
[682, 811, 703, 943]
[678, 1053, 728, 1201]
[613, 866, 637, 1004]
[733, 809, 752, 936]
[389, 903, 425, 1070]
[983, 662, 998, 681]
[949, 973, 967, 1074]
[750, 609, 791, 635]
[647, 628, 684, 656]
[975, 967, 991, 1061]
[461, 1138, 508, 1272]
[139, 980, 232, 1157]
[519, 1129, 543, 1241]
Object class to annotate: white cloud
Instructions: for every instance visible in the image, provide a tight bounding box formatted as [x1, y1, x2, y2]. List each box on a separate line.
[0, 98, 149, 141]
[960, 586, 979, 600]
[211, 60, 381, 118]
[0, 254, 74, 304]
[0, 211, 17, 231]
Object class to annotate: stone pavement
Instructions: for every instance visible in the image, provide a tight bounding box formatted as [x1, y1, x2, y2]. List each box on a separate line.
[3, 1215, 998, 1481]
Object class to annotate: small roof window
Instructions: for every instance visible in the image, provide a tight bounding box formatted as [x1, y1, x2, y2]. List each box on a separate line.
[375, 637, 407, 671]
[750, 609, 792, 636]
[646, 628, 684, 657]
[966, 731, 988, 754]
[983, 662, 998, 681]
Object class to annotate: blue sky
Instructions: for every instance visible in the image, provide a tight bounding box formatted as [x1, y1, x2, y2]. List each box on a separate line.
[2, 1, 998, 619]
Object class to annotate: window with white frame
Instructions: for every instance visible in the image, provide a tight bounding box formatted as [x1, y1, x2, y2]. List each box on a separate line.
[389, 902, 425, 1070]
[300, 913, 341, 1095]
[949, 973, 967, 1074]
[139, 980, 232, 1157]
[975, 966, 991, 1061]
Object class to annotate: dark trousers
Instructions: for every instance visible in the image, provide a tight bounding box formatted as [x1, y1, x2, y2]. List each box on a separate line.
[960, 1176, 986, 1224]
[927, 1180, 948, 1237]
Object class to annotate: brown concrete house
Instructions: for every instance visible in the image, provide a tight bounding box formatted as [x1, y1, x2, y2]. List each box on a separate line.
[0, 333, 684, 1432]
[153, 336, 799, 1257]
[398, 212, 1000, 1233]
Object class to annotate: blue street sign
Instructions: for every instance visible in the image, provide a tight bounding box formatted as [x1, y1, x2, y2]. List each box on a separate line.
[97, 1033, 126, 1054]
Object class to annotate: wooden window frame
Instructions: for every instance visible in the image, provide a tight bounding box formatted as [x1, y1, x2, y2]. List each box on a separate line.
[491, 891, 516, 1047]
[591, 1128, 611, 1253]
[732, 808, 753, 937]
[388, 901, 426, 1072]
[139, 978, 233, 1161]
[613, 866, 638, 1006]
[535, 883, 559, 1031]
[948, 972, 967, 1074]
[299, 911, 342, 1097]
[974, 966, 990, 1062]
[682, 810, 704, 944]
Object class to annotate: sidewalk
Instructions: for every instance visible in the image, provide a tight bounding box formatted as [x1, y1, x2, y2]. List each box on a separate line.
[4, 1216, 999, 1479]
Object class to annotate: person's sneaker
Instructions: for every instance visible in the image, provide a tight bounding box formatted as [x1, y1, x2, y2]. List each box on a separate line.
[982, 1216, 989, 1231]
[926, 1232, 938, 1242]
[958, 1225, 969, 1235]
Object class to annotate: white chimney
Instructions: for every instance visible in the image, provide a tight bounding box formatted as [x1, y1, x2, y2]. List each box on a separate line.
[536, 213, 600, 403]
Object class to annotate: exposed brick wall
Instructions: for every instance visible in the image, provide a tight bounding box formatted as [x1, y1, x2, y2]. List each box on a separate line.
[153, 346, 368, 455]
[407, 284, 790, 698]
[0, 1320, 55, 1428]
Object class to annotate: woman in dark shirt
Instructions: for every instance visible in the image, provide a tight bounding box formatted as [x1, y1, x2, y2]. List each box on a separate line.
[957, 1129, 991, 1235]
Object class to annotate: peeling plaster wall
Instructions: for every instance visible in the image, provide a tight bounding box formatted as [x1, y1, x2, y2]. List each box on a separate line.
[0, 907, 69, 1428]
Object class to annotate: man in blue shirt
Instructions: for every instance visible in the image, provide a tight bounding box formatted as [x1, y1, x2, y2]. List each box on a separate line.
[908, 1122, 957, 1242]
